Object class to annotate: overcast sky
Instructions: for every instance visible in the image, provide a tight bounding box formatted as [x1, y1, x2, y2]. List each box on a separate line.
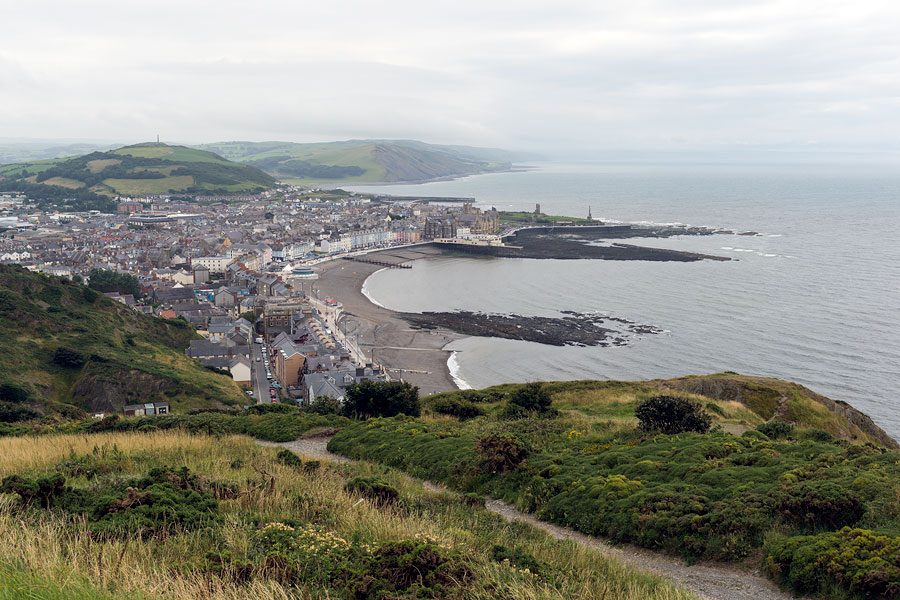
[4, 0, 900, 159]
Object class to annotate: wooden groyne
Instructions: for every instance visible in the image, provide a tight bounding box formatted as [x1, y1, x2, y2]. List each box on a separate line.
[342, 256, 412, 269]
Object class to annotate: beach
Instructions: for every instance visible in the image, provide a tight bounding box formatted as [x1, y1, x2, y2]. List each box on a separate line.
[312, 245, 463, 395]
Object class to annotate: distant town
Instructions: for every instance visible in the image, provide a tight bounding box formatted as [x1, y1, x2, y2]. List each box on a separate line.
[0, 185, 539, 409]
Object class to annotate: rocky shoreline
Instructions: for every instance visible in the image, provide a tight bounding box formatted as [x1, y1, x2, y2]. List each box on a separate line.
[436, 224, 733, 261]
[401, 310, 664, 347]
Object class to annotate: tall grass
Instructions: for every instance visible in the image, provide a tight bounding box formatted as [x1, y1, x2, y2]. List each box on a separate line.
[0, 430, 698, 600]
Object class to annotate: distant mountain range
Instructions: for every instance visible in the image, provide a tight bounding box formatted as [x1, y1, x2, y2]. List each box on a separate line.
[0, 140, 533, 208]
[195, 139, 529, 183]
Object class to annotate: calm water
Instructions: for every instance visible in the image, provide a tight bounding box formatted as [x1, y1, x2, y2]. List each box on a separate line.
[348, 163, 900, 438]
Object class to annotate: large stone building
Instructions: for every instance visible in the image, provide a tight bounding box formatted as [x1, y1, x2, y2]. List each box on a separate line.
[424, 218, 456, 240]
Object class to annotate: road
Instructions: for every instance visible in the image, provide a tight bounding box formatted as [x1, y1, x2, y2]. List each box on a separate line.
[250, 342, 268, 403]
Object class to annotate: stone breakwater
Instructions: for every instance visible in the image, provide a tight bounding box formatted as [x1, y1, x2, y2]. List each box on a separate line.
[436, 224, 733, 261]
[401, 310, 664, 347]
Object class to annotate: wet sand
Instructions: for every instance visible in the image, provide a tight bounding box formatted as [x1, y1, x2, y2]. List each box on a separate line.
[312, 245, 463, 395]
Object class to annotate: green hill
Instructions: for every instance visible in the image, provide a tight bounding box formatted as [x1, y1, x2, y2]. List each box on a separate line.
[0, 265, 246, 422]
[0, 142, 276, 211]
[196, 139, 517, 183]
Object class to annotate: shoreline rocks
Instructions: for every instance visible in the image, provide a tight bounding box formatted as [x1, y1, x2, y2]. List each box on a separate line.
[400, 310, 664, 347]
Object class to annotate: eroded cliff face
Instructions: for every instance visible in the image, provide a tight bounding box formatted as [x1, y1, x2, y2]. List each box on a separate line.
[70, 370, 176, 413]
[656, 374, 898, 449]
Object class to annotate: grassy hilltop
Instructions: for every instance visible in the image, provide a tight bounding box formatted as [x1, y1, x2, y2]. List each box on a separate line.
[197, 139, 516, 184]
[0, 142, 276, 211]
[0, 265, 246, 424]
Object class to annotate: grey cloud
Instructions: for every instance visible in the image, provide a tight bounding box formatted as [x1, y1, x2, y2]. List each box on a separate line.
[2, 0, 900, 159]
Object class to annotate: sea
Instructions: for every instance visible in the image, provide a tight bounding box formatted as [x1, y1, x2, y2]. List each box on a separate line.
[347, 163, 900, 439]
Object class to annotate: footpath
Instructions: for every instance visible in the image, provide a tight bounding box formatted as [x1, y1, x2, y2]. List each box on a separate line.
[258, 435, 799, 600]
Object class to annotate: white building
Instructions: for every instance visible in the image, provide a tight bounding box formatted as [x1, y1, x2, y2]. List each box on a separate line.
[193, 256, 233, 274]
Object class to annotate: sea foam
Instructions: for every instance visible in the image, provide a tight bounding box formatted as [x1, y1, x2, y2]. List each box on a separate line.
[360, 268, 388, 308]
[447, 352, 473, 390]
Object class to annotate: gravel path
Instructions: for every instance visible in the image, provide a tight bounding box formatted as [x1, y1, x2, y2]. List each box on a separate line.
[259, 435, 797, 600]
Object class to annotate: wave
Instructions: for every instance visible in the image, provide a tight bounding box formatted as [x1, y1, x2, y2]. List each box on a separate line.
[360, 268, 388, 308]
[447, 351, 473, 390]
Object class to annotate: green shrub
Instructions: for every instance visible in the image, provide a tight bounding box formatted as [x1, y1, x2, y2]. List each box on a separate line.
[476, 432, 529, 473]
[276, 449, 304, 469]
[803, 428, 834, 443]
[507, 382, 554, 416]
[774, 481, 866, 530]
[0, 383, 29, 403]
[0, 473, 66, 508]
[1, 467, 224, 537]
[344, 477, 402, 508]
[0, 402, 40, 423]
[351, 538, 474, 599]
[490, 544, 545, 576]
[634, 395, 712, 434]
[430, 397, 484, 420]
[757, 421, 794, 440]
[766, 528, 900, 598]
[52, 347, 86, 369]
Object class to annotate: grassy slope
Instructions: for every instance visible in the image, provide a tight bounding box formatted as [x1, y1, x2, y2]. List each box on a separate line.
[0, 265, 246, 417]
[0, 429, 698, 600]
[328, 378, 900, 599]
[0, 143, 276, 196]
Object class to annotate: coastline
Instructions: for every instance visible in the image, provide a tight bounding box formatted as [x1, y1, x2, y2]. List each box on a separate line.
[313, 245, 465, 395]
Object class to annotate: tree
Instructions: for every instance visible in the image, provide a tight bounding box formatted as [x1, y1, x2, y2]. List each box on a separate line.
[342, 380, 420, 420]
[634, 395, 712, 434]
[87, 268, 141, 298]
[238, 310, 257, 323]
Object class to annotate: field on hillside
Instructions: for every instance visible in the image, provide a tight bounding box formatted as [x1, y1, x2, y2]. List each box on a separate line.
[103, 175, 195, 195]
[329, 378, 900, 599]
[0, 429, 698, 600]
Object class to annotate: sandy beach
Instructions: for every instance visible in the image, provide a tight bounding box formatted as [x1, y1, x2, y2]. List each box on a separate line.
[312, 245, 463, 396]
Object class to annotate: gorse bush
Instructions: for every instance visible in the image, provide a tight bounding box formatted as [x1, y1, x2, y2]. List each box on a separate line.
[476, 432, 529, 473]
[505, 382, 555, 418]
[344, 477, 402, 509]
[634, 395, 712, 434]
[429, 397, 484, 420]
[766, 528, 900, 599]
[1, 467, 225, 538]
[328, 411, 900, 597]
[756, 421, 794, 440]
[276, 449, 304, 470]
[773, 481, 866, 530]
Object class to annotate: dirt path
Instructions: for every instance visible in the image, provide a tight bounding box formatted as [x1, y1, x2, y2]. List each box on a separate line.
[259, 435, 796, 600]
